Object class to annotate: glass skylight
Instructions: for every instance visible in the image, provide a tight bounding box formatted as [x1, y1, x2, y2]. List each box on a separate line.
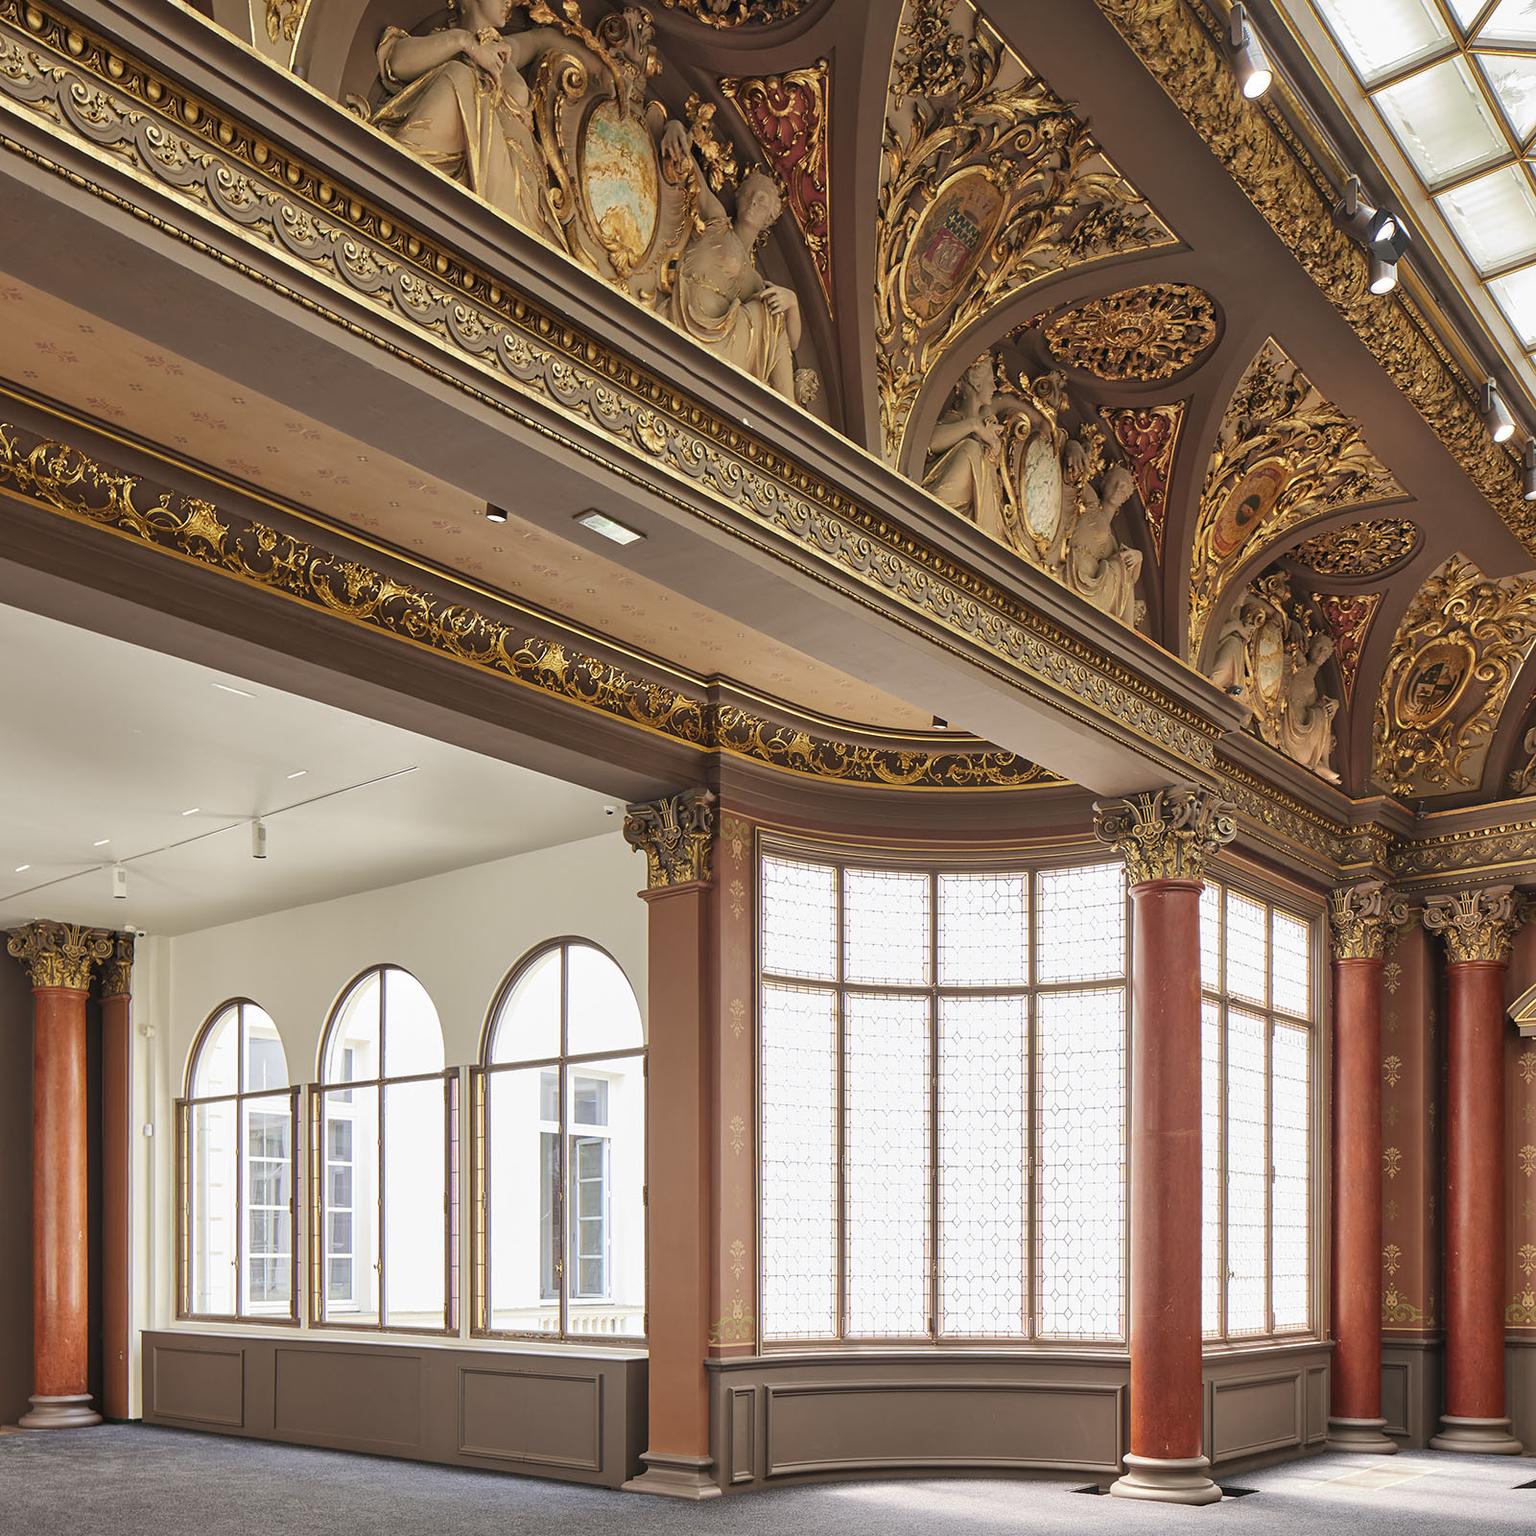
[1375, 56, 1508, 184]
[1314, 0, 1452, 84]
[1478, 52, 1536, 140]
[1491, 262, 1536, 345]
[1436, 164, 1536, 271]
[1482, 0, 1536, 49]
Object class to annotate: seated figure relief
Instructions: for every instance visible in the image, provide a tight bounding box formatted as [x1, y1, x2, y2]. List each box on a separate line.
[370, 1, 816, 403]
[922, 354, 1146, 629]
[1205, 572, 1341, 784]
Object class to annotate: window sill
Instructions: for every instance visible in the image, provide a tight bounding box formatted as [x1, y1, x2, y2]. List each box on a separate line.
[158, 1320, 647, 1359]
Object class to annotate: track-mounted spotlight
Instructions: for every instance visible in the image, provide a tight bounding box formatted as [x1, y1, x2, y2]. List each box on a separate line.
[251, 818, 268, 860]
[484, 504, 509, 524]
[1368, 254, 1398, 295]
[1336, 177, 1412, 292]
[111, 863, 128, 900]
[1228, 5, 1273, 99]
[1523, 441, 1536, 503]
[1482, 378, 1516, 445]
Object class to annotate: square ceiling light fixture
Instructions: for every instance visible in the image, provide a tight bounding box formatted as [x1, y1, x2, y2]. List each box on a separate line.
[574, 509, 645, 546]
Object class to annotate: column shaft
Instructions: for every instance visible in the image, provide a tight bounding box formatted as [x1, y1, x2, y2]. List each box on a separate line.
[23, 986, 100, 1428]
[1328, 956, 1394, 1450]
[101, 986, 132, 1421]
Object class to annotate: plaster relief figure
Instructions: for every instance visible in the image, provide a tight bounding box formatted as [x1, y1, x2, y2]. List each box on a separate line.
[1058, 446, 1144, 629]
[1277, 633, 1341, 785]
[1206, 597, 1265, 703]
[373, 1, 564, 245]
[671, 168, 808, 400]
[921, 356, 1034, 547]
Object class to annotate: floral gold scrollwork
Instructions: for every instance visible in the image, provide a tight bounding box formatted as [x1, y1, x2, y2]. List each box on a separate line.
[1092, 784, 1237, 886]
[1190, 340, 1400, 659]
[0, 1, 1218, 777]
[1042, 284, 1218, 383]
[660, 0, 808, 26]
[1315, 591, 1382, 708]
[263, 1, 307, 44]
[7, 919, 114, 991]
[623, 787, 717, 888]
[708, 1294, 755, 1346]
[876, 0, 1172, 462]
[720, 62, 833, 313]
[1294, 519, 1420, 579]
[1374, 556, 1536, 796]
[1328, 880, 1407, 962]
[1101, 402, 1184, 564]
[1421, 885, 1524, 965]
[1089, 0, 1533, 554]
[98, 931, 135, 998]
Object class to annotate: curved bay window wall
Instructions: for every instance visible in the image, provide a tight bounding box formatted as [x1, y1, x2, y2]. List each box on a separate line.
[1200, 880, 1319, 1343]
[473, 942, 646, 1341]
[757, 847, 1130, 1345]
[311, 967, 458, 1333]
[177, 1001, 298, 1322]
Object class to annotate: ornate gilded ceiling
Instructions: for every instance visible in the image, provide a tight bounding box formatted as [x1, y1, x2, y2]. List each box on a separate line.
[11, 0, 1536, 822]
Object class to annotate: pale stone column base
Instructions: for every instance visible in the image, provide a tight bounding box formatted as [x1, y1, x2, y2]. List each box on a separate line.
[1326, 1416, 1399, 1453]
[1429, 1416, 1524, 1454]
[623, 1451, 723, 1498]
[1110, 1452, 1223, 1504]
[18, 1395, 101, 1429]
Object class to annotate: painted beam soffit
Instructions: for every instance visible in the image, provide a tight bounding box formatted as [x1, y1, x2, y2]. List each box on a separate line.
[1190, 338, 1401, 659]
[0, 0, 1225, 782]
[1089, 0, 1533, 554]
[875, 0, 1175, 462]
[0, 412, 1066, 793]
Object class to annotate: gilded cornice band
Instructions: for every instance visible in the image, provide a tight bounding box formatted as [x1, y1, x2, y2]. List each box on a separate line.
[1090, 0, 1531, 550]
[1092, 784, 1237, 886]
[7, 919, 114, 990]
[1328, 881, 1408, 963]
[0, 0, 1219, 782]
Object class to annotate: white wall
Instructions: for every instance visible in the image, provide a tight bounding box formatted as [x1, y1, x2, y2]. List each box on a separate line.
[132, 829, 647, 1410]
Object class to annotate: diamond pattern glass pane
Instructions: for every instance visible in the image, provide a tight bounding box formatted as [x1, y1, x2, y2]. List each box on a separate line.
[938, 873, 1028, 986]
[1271, 1024, 1311, 1331]
[938, 995, 1027, 1336]
[1036, 987, 1126, 1341]
[1036, 863, 1125, 984]
[1315, 0, 1452, 84]
[1375, 57, 1507, 186]
[760, 856, 837, 980]
[1200, 882, 1222, 995]
[1490, 261, 1536, 345]
[1476, 54, 1536, 141]
[1202, 1001, 1222, 1338]
[1226, 1010, 1269, 1335]
[843, 868, 930, 986]
[1226, 890, 1268, 1005]
[1271, 910, 1311, 1018]
[759, 983, 837, 1339]
[845, 991, 930, 1337]
[1437, 163, 1536, 272]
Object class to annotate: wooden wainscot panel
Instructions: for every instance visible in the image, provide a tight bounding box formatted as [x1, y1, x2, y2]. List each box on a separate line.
[149, 1341, 245, 1428]
[457, 1366, 602, 1472]
[1304, 1365, 1328, 1446]
[1380, 1359, 1410, 1439]
[273, 1346, 423, 1451]
[729, 1386, 756, 1485]
[1210, 1371, 1302, 1461]
[764, 1380, 1123, 1478]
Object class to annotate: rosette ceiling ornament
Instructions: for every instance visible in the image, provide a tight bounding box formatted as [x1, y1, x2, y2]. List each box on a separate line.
[1189, 338, 1401, 660]
[1293, 519, 1421, 579]
[1041, 283, 1219, 383]
[876, 0, 1174, 464]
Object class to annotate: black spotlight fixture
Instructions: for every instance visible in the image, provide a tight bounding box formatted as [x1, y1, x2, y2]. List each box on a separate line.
[1227, 4, 1273, 99]
[484, 503, 509, 523]
[1481, 378, 1516, 445]
[1523, 441, 1536, 503]
[1335, 176, 1412, 294]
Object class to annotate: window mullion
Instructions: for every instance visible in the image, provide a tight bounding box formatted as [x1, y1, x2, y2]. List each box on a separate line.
[834, 868, 847, 1343]
[928, 870, 939, 1343]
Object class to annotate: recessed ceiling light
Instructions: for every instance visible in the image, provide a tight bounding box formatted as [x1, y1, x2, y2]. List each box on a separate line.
[286, 770, 307, 780]
[212, 682, 255, 698]
[13, 864, 29, 873]
[93, 838, 110, 847]
[484, 504, 509, 524]
[181, 807, 200, 816]
[574, 509, 644, 546]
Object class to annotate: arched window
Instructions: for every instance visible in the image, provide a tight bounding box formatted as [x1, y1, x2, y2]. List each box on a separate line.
[178, 1000, 296, 1321]
[474, 941, 646, 1339]
[313, 966, 456, 1332]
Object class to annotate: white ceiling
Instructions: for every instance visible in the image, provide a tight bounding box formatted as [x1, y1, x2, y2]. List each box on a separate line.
[0, 603, 621, 937]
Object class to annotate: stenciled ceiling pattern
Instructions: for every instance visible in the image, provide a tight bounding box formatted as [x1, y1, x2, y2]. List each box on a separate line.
[875, 0, 1174, 462]
[1189, 338, 1402, 661]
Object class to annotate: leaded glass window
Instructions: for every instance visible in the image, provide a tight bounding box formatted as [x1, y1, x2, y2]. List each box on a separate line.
[758, 848, 1128, 1345]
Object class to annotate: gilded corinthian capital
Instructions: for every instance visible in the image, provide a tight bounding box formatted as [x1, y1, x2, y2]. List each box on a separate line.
[1328, 881, 1408, 962]
[6, 920, 115, 991]
[1421, 885, 1524, 965]
[98, 932, 135, 999]
[624, 788, 717, 889]
[1092, 785, 1236, 886]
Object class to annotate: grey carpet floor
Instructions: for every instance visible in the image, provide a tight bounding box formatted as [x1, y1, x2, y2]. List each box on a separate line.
[0, 1427, 1532, 1535]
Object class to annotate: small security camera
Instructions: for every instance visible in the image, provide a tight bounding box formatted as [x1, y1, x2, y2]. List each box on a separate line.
[603, 805, 617, 817]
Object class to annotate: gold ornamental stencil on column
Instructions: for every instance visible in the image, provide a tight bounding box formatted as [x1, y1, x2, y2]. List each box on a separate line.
[1373, 556, 1536, 797]
[875, 0, 1173, 463]
[1189, 339, 1400, 660]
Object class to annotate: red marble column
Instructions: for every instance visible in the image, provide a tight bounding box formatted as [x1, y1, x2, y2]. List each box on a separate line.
[1096, 787, 1234, 1506]
[621, 790, 721, 1499]
[1327, 883, 1402, 1453]
[100, 935, 134, 1422]
[6, 921, 113, 1429]
[1424, 888, 1523, 1454]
